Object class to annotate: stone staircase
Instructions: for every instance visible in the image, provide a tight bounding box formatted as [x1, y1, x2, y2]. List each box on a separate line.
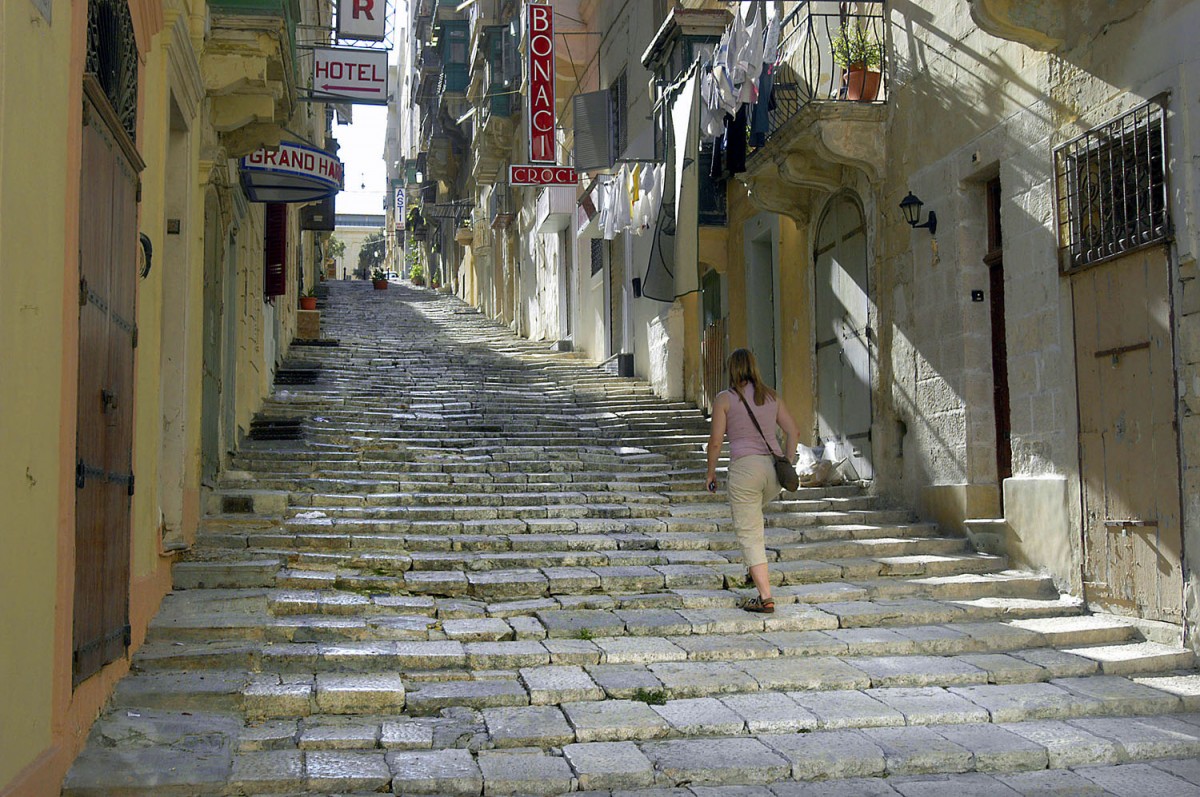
[63, 282, 1200, 796]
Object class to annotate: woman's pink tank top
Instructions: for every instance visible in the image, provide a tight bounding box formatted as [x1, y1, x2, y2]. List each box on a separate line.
[724, 384, 780, 460]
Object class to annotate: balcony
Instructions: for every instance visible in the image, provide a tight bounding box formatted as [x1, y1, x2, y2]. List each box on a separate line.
[435, 0, 465, 23]
[203, 0, 300, 156]
[741, 1, 888, 215]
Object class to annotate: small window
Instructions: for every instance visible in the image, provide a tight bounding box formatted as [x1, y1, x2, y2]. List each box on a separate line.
[1054, 97, 1170, 272]
[590, 238, 603, 277]
[698, 142, 727, 226]
[611, 70, 628, 161]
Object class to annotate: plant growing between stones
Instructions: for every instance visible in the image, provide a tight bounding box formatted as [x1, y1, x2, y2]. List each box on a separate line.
[574, 627, 594, 641]
[632, 687, 667, 705]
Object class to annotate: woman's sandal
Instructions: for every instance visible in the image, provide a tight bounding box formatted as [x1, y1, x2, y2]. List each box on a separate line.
[742, 595, 775, 614]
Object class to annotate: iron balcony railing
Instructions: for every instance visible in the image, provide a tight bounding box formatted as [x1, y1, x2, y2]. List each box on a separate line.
[757, 1, 887, 147]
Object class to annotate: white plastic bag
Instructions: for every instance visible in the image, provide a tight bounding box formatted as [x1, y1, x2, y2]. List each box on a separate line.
[794, 444, 819, 478]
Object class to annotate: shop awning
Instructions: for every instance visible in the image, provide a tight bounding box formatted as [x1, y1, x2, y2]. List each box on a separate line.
[240, 141, 344, 203]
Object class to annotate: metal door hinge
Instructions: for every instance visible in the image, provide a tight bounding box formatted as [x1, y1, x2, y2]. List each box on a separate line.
[75, 459, 85, 489]
[128, 472, 135, 497]
[132, 324, 138, 349]
[79, 277, 89, 308]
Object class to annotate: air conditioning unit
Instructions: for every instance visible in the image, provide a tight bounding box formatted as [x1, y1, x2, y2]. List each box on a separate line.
[535, 185, 575, 234]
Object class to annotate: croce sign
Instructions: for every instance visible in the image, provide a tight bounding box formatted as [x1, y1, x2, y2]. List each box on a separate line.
[509, 165, 577, 186]
[337, 0, 386, 41]
[528, 2, 555, 163]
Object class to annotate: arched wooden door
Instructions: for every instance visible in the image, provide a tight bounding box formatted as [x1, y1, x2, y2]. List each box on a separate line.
[814, 194, 873, 479]
[74, 0, 142, 684]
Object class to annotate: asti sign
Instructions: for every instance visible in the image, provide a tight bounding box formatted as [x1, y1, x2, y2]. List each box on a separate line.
[528, 1, 555, 163]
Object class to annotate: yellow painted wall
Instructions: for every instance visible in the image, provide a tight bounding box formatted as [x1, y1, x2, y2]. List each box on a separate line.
[775, 212, 814, 438]
[135, 31, 172, 568]
[0, 0, 74, 786]
[722, 182, 816, 440]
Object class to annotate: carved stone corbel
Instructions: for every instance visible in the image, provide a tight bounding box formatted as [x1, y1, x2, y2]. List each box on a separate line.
[969, 0, 1152, 53]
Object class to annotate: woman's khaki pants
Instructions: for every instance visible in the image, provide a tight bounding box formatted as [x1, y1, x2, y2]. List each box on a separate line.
[727, 454, 779, 568]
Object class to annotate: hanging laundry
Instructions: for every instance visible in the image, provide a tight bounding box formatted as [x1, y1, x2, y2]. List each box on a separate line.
[713, 11, 745, 116]
[614, 164, 632, 233]
[749, 64, 773, 148]
[763, 0, 782, 66]
[723, 105, 748, 175]
[735, 1, 765, 105]
[700, 67, 726, 137]
[710, 128, 726, 181]
[601, 178, 619, 240]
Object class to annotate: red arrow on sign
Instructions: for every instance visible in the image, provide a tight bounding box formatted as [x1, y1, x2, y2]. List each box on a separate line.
[320, 84, 383, 93]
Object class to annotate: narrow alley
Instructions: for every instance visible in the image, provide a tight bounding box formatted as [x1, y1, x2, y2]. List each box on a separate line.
[62, 282, 1200, 796]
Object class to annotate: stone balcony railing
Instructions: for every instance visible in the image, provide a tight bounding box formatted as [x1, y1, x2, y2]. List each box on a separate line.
[203, 0, 300, 156]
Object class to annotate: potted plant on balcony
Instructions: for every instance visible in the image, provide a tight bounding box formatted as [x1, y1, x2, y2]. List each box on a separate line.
[454, 219, 474, 245]
[299, 285, 318, 310]
[371, 267, 388, 290]
[832, 24, 883, 102]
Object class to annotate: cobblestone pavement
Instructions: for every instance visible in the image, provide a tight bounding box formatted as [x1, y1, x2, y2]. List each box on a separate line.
[64, 282, 1200, 795]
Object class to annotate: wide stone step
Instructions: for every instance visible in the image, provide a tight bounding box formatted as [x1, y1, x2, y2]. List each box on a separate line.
[113, 657, 1198, 725]
[146, 586, 1078, 646]
[58, 711, 1200, 796]
[135, 610, 1150, 674]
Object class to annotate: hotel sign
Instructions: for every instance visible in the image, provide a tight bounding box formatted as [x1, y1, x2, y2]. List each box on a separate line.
[509, 165, 577, 186]
[337, 0, 386, 41]
[312, 47, 389, 104]
[528, 2, 555, 163]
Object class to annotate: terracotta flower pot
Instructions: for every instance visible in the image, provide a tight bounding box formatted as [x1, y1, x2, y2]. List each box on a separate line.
[372, 279, 388, 290]
[299, 296, 317, 310]
[843, 65, 881, 101]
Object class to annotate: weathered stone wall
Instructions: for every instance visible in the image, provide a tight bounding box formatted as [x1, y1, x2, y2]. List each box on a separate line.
[879, 0, 1200, 608]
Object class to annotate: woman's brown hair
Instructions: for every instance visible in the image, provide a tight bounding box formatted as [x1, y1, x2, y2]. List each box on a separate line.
[727, 348, 777, 405]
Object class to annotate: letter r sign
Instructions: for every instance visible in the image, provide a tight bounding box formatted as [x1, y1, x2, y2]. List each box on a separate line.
[337, 0, 386, 41]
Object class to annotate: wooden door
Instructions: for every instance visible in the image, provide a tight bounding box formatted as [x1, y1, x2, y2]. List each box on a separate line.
[985, 178, 1012, 490]
[815, 195, 873, 478]
[1073, 247, 1183, 622]
[74, 78, 141, 684]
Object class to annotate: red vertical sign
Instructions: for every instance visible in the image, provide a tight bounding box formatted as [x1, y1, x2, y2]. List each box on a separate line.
[528, 2, 555, 163]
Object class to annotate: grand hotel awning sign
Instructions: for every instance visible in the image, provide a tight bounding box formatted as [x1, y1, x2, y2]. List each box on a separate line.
[240, 141, 344, 203]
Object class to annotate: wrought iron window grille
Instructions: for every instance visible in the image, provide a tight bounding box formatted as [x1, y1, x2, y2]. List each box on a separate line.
[1054, 95, 1171, 272]
[86, 0, 139, 145]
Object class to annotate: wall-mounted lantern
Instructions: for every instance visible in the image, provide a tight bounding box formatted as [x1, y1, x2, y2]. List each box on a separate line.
[899, 191, 937, 235]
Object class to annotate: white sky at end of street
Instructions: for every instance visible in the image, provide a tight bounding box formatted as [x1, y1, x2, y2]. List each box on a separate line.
[332, 0, 403, 217]
[334, 103, 388, 216]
